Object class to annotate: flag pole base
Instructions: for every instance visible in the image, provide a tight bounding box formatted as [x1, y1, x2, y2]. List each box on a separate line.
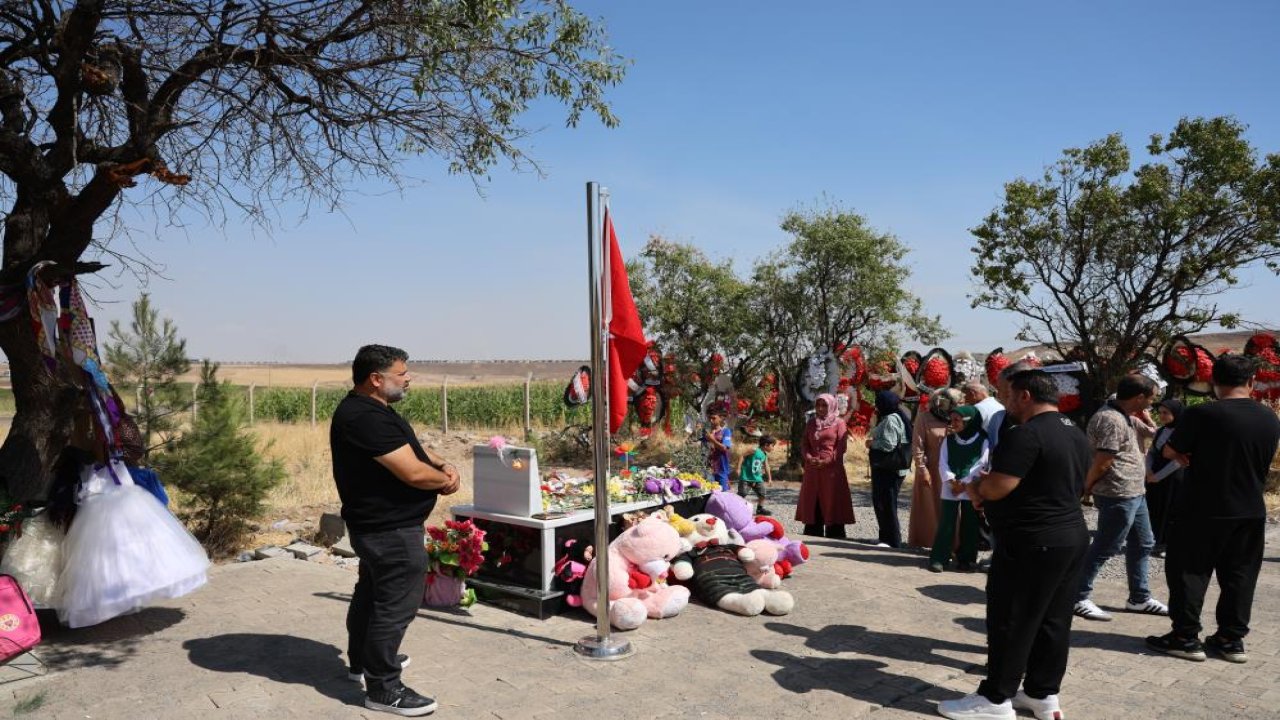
[574, 634, 634, 661]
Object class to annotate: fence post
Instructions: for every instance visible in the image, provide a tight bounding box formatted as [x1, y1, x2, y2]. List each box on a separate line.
[524, 372, 532, 441]
[191, 383, 198, 423]
[311, 381, 319, 428]
[248, 383, 255, 426]
[441, 375, 449, 434]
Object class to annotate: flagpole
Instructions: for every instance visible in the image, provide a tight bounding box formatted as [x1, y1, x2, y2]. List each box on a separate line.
[574, 181, 633, 660]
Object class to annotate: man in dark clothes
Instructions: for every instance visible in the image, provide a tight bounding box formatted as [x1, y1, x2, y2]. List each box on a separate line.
[331, 345, 460, 716]
[1147, 355, 1280, 664]
[938, 370, 1090, 720]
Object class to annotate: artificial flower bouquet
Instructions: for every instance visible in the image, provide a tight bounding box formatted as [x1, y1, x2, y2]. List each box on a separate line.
[423, 519, 488, 608]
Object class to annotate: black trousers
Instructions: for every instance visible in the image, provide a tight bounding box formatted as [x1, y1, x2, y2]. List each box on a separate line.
[978, 536, 1087, 704]
[802, 502, 847, 539]
[1145, 475, 1181, 546]
[1165, 517, 1265, 641]
[870, 468, 904, 547]
[347, 526, 430, 694]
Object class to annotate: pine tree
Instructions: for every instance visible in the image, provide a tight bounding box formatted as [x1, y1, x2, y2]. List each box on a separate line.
[104, 295, 191, 460]
[155, 361, 284, 556]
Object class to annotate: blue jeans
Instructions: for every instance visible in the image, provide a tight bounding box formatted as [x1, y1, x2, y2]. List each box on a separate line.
[1077, 494, 1155, 604]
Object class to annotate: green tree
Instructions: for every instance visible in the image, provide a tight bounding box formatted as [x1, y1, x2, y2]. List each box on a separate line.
[754, 203, 947, 469]
[154, 361, 284, 557]
[971, 116, 1280, 406]
[104, 295, 191, 460]
[0, 1, 626, 500]
[627, 236, 761, 406]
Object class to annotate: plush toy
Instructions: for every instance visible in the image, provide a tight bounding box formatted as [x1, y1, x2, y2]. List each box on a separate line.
[552, 538, 594, 608]
[743, 539, 783, 589]
[671, 514, 793, 617]
[661, 504, 696, 552]
[705, 492, 809, 577]
[580, 517, 690, 630]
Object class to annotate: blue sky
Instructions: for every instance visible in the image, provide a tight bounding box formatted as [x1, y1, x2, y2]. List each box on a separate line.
[77, 1, 1280, 362]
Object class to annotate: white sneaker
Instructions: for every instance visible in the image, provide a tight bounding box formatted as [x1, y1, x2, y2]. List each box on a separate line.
[1013, 690, 1064, 720]
[1072, 599, 1112, 622]
[1124, 597, 1168, 616]
[937, 692, 1015, 719]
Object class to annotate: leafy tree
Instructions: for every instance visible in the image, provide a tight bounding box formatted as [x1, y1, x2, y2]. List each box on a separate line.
[154, 360, 284, 557]
[753, 204, 947, 469]
[103, 294, 190, 460]
[0, 1, 626, 500]
[626, 236, 761, 405]
[971, 116, 1280, 405]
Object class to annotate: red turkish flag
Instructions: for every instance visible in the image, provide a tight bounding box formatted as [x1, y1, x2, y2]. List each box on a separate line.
[605, 210, 646, 433]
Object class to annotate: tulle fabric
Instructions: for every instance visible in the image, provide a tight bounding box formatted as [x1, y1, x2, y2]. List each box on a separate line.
[55, 463, 209, 628]
[0, 511, 65, 607]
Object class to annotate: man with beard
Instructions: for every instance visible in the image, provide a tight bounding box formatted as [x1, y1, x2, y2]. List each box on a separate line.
[938, 370, 1090, 720]
[331, 344, 461, 716]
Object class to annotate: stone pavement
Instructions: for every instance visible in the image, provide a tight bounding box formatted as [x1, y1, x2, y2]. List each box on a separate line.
[3, 518, 1278, 719]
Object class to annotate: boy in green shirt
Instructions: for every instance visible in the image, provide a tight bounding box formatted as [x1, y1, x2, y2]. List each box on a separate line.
[737, 435, 776, 516]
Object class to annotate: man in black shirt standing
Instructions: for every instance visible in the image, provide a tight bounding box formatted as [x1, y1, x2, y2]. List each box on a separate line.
[938, 370, 1090, 720]
[331, 345, 460, 716]
[1147, 355, 1280, 664]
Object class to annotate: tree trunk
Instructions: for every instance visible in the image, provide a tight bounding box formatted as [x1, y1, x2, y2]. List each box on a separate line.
[0, 316, 81, 502]
[779, 369, 810, 475]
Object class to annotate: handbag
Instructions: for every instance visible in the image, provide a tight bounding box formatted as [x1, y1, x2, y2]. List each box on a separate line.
[0, 575, 41, 663]
[869, 440, 912, 471]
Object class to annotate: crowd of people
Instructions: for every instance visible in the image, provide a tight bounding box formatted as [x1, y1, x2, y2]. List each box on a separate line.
[328, 343, 1277, 719]
[728, 355, 1278, 720]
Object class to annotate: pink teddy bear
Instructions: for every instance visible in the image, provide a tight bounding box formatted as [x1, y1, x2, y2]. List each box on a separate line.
[580, 517, 690, 630]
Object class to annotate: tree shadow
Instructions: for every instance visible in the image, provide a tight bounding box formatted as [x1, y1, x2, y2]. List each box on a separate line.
[312, 591, 574, 648]
[824, 551, 934, 569]
[918, 584, 987, 606]
[37, 607, 186, 670]
[764, 621, 986, 674]
[951, 615, 1146, 654]
[751, 649, 966, 713]
[184, 633, 363, 706]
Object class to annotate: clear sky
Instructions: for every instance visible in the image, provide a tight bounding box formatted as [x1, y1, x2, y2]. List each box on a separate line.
[68, 1, 1280, 362]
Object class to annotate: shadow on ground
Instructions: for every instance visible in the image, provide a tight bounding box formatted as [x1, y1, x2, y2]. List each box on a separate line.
[39, 607, 186, 670]
[765, 621, 986, 674]
[313, 591, 575, 647]
[951, 615, 1149, 655]
[184, 633, 364, 706]
[918, 584, 987, 606]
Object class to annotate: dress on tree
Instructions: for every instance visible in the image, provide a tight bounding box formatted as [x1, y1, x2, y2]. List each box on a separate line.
[55, 461, 209, 628]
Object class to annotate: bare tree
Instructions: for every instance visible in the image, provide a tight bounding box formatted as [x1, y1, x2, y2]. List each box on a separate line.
[0, 0, 626, 500]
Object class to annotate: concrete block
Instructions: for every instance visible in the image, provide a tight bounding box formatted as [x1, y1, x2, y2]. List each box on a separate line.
[253, 546, 289, 560]
[284, 542, 323, 560]
[331, 535, 357, 558]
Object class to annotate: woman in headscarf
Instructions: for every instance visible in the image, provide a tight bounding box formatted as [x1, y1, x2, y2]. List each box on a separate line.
[907, 387, 962, 548]
[928, 405, 989, 572]
[796, 393, 855, 538]
[1145, 397, 1186, 557]
[865, 390, 913, 547]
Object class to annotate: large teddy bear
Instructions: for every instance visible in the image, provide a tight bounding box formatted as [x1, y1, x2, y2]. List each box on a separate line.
[704, 492, 809, 577]
[672, 514, 794, 617]
[580, 516, 691, 630]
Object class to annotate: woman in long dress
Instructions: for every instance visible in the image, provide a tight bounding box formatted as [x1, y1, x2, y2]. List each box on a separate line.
[907, 388, 961, 548]
[796, 394, 856, 538]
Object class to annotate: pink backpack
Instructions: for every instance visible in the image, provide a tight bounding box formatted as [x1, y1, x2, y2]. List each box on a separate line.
[0, 575, 40, 663]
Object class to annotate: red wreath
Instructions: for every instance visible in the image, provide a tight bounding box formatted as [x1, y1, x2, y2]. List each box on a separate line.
[985, 348, 1009, 386]
[923, 356, 949, 387]
[1059, 395, 1082, 414]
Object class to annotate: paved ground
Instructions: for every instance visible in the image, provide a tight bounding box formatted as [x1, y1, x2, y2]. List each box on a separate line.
[3, 490, 1278, 720]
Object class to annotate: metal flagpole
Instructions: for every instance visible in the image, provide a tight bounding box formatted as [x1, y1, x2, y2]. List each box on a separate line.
[574, 181, 633, 660]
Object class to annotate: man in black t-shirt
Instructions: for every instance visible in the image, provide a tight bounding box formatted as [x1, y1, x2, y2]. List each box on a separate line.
[938, 370, 1090, 720]
[1147, 355, 1280, 665]
[331, 344, 460, 717]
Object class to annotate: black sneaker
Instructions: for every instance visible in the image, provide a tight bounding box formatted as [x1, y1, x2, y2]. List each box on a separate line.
[365, 685, 437, 716]
[756, 506, 773, 516]
[349, 654, 411, 682]
[1205, 634, 1248, 664]
[1146, 632, 1206, 662]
